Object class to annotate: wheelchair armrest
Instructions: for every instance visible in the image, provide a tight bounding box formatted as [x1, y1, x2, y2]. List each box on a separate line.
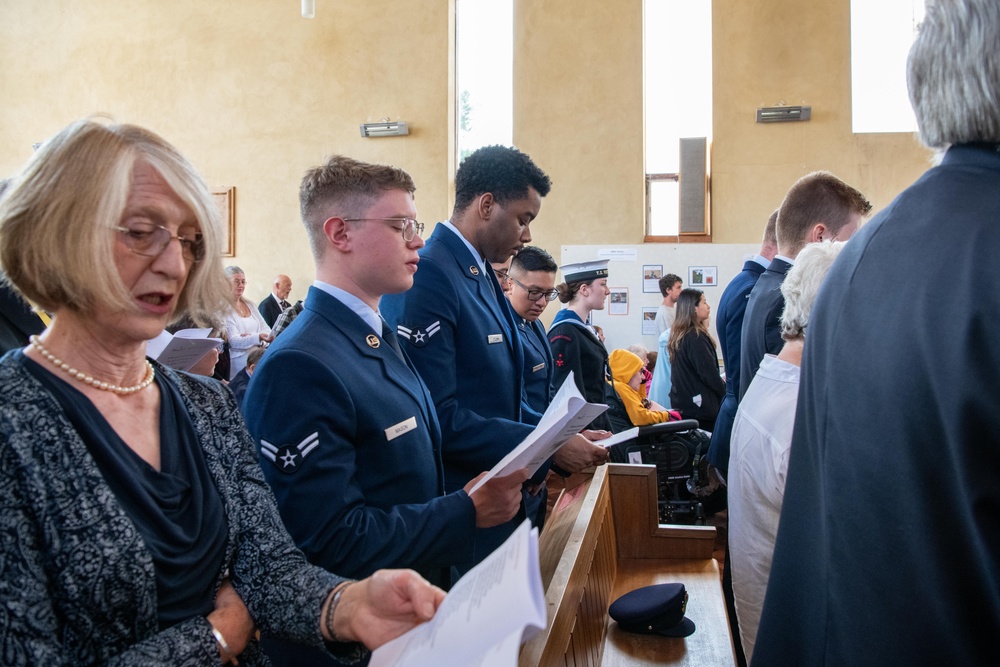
[636, 419, 700, 438]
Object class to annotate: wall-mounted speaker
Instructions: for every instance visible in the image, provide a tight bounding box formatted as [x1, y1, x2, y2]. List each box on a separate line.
[678, 137, 710, 235]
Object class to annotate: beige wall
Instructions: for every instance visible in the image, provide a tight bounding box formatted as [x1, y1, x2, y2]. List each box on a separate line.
[517, 0, 932, 251]
[515, 0, 646, 252]
[0, 0, 453, 305]
[710, 0, 932, 242]
[1, 0, 933, 300]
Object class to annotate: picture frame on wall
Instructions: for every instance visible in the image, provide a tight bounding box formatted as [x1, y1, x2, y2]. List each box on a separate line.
[641, 307, 658, 336]
[212, 187, 236, 257]
[642, 264, 663, 293]
[608, 287, 629, 315]
[688, 265, 718, 287]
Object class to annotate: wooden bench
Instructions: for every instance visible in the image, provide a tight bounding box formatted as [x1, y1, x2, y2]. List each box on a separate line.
[519, 464, 736, 667]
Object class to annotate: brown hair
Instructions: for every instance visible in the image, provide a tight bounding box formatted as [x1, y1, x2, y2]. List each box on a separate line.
[776, 172, 871, 257]
[667, 288, 708, 363]
[299, 155, 415, 259]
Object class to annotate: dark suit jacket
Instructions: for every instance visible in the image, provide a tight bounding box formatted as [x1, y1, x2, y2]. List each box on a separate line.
[738, 257, 792, 400]
[708, 259, 766, 474]
[0, 281, 45, 354]
[257, 293, 284, 327]
[244, 287, 476, 588]
[519, 318, 554, 415]
[753, 145, 1000, 666]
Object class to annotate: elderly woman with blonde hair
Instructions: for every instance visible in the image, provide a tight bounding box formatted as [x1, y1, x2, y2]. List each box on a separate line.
[0, 119, 443, 665]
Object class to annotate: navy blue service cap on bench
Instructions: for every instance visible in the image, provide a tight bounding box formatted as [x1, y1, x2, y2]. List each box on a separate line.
[608, 583, 695, 637]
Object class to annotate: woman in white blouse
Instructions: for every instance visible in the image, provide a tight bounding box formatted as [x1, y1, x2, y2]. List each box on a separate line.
[223, 265, 271, 380]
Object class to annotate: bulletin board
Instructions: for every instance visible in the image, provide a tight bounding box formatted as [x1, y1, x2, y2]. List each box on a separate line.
[554, 243, 760, 366]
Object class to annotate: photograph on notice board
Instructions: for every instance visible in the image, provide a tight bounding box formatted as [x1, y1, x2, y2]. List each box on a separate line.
[688, 266, 718, 287]
[642, 264, 663, 293]
[641, 307, 659, 336]
[608, 287, 629, 315]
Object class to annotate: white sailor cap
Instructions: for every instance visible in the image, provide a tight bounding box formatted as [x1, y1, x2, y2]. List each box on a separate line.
[559, 260, 610, 283]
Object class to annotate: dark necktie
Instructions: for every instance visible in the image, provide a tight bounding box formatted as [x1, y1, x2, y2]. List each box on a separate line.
[381, 318, 404, 360]
[280, 299, 291, 310]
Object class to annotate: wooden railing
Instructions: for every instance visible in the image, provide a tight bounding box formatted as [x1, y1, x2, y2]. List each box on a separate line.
[520, 464, 735, 667]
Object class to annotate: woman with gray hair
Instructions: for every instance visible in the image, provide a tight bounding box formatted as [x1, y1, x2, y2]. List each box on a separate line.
[0, 119, 444, 665]
[725, 240, 844, 661]
[222, 265, 271, 380]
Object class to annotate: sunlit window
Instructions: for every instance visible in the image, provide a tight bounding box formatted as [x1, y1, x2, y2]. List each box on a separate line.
[456, 0, 513, 161]
[644, 0, 712, 236]
[851, 0, 924, 133]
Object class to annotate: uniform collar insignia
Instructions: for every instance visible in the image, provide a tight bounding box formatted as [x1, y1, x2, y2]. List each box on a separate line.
[366, 334, 380, 348]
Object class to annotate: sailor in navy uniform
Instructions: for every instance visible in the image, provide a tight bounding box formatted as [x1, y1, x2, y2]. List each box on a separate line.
[548, 260, 613, 431]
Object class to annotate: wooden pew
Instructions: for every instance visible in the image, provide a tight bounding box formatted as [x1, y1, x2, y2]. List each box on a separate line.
[520, 464, 735, 667]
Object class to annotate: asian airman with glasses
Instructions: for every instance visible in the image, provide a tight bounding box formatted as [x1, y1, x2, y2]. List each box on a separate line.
[503, 245, 559, 416]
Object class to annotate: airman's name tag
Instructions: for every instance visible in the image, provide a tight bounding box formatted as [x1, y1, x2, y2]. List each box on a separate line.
[385, 417, 417, 441]
[488, 334, 504, 344]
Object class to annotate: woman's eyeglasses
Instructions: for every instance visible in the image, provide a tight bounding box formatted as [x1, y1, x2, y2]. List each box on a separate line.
[116, 222, 205, 262]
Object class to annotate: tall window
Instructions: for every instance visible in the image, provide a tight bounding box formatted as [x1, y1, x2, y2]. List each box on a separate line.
[851, 0, 925, 133]
[456, 0, 513, 161]
[644, 0, 712, 237]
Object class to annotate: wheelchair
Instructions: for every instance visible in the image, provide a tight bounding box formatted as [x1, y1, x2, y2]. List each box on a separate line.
[603, 382, 725, 525]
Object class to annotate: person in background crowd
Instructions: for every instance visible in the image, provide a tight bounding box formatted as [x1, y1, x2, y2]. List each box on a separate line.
[655, 273, 682, 336]
[258, 274, 293, 327]
[709, 210, 778, 478]
[607, 349, 678, 427]
[222, 265, 271, 380]
[668, 288, 725, 432]
[228, 344, 263, 410]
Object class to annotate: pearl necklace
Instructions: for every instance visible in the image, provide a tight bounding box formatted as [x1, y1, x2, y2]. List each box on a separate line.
[29, 335, 156, 395]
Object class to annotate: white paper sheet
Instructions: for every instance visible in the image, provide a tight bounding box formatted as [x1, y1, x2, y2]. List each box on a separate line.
[146, 328, 221, 371]
[369, 520, 546, 667]
[468, 372, 608, 494]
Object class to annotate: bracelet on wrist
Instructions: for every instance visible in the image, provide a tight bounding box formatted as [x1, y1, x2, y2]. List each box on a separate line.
[211, 624, 239, 666]
[324, 581, 357, 643]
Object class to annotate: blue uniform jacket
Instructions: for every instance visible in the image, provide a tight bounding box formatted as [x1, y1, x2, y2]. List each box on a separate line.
[381, 225, 542, 568]
[738, 257, 792, 400]
[708, 259, 766, 474]
[243, 287, 476, 587]
[381, 224, 534, 490]
[519, 317, 554, 415]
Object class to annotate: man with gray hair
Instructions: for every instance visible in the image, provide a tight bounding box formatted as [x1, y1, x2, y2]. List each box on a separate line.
[726, 241, 844, 662]
[753, 2, 1000, 664]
